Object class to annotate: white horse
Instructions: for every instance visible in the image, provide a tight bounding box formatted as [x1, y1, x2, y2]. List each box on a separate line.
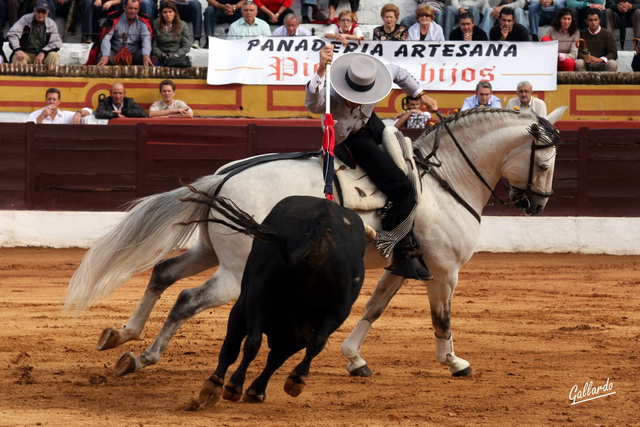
[65, 106, 566, 378]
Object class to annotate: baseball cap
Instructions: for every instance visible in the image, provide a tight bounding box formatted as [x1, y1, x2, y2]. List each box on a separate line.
[34, 0, 50, 11]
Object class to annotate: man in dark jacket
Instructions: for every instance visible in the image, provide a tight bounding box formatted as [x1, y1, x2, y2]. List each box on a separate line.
[95, 82, 147, 119]
[448, 12, 488, 40]
[489, 7, 530, 40]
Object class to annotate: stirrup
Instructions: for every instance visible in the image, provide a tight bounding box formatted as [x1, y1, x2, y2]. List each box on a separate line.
[385, 234, 433, 281]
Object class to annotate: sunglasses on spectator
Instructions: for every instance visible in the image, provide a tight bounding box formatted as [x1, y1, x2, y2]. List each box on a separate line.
[35, 8, 48, 13]
[417, 14, 431, 18]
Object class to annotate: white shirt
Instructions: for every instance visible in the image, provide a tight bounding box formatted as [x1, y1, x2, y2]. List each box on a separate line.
[506, 96, 548, 116]
[27, 107, 92, 124]
[272, 25, 312, 36]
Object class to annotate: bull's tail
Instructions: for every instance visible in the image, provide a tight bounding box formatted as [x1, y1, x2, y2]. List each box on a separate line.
[64, 174, 225, 314]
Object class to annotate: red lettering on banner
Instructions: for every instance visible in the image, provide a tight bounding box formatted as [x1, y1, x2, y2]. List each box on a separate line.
[419, 64, 497, 87]
[268, 57, 317, 81]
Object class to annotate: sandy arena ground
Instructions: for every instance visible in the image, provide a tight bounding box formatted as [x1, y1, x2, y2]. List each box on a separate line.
[1, 248, 639, 426]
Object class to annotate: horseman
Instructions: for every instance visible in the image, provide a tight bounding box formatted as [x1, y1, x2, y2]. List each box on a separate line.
[305, 45, 438, 281]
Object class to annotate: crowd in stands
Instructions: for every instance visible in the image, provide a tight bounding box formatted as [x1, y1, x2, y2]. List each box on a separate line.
[1, 0, 639, 71]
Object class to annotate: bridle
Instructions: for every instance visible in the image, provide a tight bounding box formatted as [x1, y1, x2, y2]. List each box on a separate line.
[413, 109, 560, 223]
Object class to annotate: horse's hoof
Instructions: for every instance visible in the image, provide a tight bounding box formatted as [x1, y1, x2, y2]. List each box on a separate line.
[349, 364, 373, 377]
[96, 327, 120, 351]
[243, 389, 265, 403]
[452, 366, 473, 377]
[199, 376, 224, 407]
[113, 352, 137, 377]
[222, 384, 242, 402]
[284, 373, 306, 397]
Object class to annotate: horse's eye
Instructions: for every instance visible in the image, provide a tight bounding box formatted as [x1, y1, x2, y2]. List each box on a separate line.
[539, 164, 549, 171]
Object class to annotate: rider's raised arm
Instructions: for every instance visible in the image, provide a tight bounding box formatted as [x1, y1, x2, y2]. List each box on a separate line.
[388, 64, 438, 112]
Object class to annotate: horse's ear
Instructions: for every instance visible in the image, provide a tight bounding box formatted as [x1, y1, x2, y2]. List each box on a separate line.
[546, 106, 568, 125]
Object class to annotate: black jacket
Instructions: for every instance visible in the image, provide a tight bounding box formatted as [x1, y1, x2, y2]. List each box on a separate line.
[449, 26, 488, 41]
[95, 96, 147, 119]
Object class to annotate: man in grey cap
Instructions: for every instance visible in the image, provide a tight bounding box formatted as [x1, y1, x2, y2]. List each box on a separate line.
[7, 0, 62, 66]
[305, 45, 438, 281]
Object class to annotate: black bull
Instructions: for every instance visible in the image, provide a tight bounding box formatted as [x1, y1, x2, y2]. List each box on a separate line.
[190, 195, 369, 405]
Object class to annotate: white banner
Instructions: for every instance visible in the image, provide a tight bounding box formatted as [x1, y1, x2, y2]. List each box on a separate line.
[207, 37, 558, 91]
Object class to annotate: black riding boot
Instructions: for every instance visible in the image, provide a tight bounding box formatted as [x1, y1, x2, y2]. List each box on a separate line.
[386, 232, 433, 281]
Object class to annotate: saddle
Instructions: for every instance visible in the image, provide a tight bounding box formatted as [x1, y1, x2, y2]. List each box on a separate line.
[331, 126, 421, 212]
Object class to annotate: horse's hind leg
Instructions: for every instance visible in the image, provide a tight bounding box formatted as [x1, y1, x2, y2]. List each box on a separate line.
[113, 267, 240, 376]
[341, 270, 406, 377]
[97, 241, 218, 351]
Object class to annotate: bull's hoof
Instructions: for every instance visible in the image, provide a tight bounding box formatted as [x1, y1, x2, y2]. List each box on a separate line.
[242, 388, 265, 403]
[452, 366, 473, 377]
[199, 376, 224, 407]
[222, 383, 242, 402]
[349, 364, 373, 377]
[113, 352, 137, 377]
[96, 328, 121, 351]
[284, 373, 306, 397]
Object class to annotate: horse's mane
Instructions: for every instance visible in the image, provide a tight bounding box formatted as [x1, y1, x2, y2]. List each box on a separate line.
[417, 107, 561, 147]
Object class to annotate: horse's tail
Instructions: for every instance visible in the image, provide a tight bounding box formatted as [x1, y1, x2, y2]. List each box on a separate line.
[64, 174, 225, 314]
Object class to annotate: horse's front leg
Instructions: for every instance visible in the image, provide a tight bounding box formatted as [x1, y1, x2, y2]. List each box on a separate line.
[97, 244, 217, 351]
[428, 280, 472, 377]
[341, 270, 406, 377]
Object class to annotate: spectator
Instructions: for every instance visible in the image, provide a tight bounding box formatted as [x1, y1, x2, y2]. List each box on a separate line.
[327, 0, 358, 24]
[400, 0, 445, 31]
[605, 0, 640, 48]
[489, 7, 531, 40]
[96, 0, 153, 66]
[394, 95, 431, 128]
[27, 88, 93, 124]
[272, 12, 312, 35]
[568, 0, 606, 28]
[372, 3, 408, 40]
[506, 81, 548, 115]
[481, 0, 528, 36]
[324, 10, 363, 45]
[228, 1, 271, 38]
[461, 81, 502, 110]
[575, 9, 618, 70]
[407, 5, 445, 40]
[541, 7, 580, 71]
[152, 1, 192, 65]
[529, 0, 567, 40]
[443, 0, 484, 39]
[95, 82, 147, 119]
[254, 0, 293, 25]
[300, 0, 327, 23]
[160, 0, 202, 47]
[448, 11, 488, 40]
[87, 0, 156, 43]
[204, 0, 242, 42]
[149, 79, 194, 118]
[8, 0, 61, 66]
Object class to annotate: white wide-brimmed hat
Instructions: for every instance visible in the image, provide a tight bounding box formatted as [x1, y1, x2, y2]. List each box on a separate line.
[330, 53, 393, 105]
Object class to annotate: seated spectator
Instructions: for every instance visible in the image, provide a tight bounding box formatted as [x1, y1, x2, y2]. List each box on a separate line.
[407, 5, 445, 40]
[152, 1, 192, 65]
[161, 0, 202, 47]
[95, 82, 147, 119]
[149, 79, 194, 118]
[8, 0, 61, 66]
[372, 3, 408, 40]
[27, 88, 93, 124]
[541, 7, 580, 71]
[461, 81, 502, 110]
[272, 12, 312, 35]
[327, 0, 358, 24]
[394, 95, 431, 128]
[324, 10, 363, 45]
[489, 7, 531, 40]
[605, 0, 640, 48]
[300, 0, 327, 23]
[204, 0, 242, 43]
[228, 1, 271, 38]
[254, 0, 293, 26]
[575, 9, 618, 70]
[568, 0, 606, 28]
[481, 0, 528, 36]
[529, 0, 567, 40]
[86, 0, 156, 44]
[95, 0, 153, 66]
[506, 81, 548, 115]
[443, 0, 484, 39]
[400, 0, 445, 30]
[448, 11, 488, 40]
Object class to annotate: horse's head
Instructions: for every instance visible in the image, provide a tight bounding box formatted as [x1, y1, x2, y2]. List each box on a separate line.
[505, 107, 566, 216]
